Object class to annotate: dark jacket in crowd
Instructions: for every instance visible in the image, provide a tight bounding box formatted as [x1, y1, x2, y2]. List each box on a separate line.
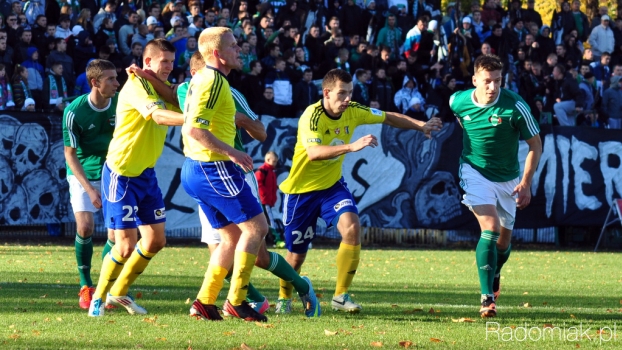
[293, 79, 319, 116]
[369, 76, 393, 111]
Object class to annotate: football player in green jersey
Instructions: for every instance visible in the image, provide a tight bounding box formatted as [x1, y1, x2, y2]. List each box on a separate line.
[449, 55, 542, 317]
[62, 59, 119, 309]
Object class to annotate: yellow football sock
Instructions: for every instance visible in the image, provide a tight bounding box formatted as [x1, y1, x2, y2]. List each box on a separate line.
[335, 243, 361, 296]
[227, 250, 257, 306]
[109, 240, 156, 297]
[197, 265, 228, 305]
[279, 267, 300, 300]
[93, 248, 127, 300]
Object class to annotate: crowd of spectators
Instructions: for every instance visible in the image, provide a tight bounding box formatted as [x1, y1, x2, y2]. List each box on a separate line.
[0, 0, 621, 128]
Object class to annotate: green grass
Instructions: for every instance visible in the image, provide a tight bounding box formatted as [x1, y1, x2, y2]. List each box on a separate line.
[1, 242, 622, 349]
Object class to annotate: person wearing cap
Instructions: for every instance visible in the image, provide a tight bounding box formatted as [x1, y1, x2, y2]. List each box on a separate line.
[145, 16, 159, 33]
[602, 75, 622, 129]
[405, 96, 425, 121]
[588, 14, 615, 62]
[55, 14, 72, 39]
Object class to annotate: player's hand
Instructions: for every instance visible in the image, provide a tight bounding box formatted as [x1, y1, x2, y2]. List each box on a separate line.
[229, 149, 254, 173]
[126, 64, 145, 78]
[422, 117, 443, 138]
[87, 187, 102, 209]
[512, 182, 531, 210]
[349, 134, 378, 152]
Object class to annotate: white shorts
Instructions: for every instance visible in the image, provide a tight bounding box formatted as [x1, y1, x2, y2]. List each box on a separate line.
[459, 163, 519, 230]
[200, 172, 261, 244]
[68, 175, 101, 213]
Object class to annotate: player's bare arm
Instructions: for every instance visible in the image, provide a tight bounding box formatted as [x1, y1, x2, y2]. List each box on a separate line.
[235, 112, 267, 141]
[383, 112, 443, 138]
[513, 134, 542, 210]
[151, 109, 184, 126]
[306, 134, 378, 161]
[127, 64, 180, 109]
[183, 125, 254, 172]
[64, 146, 102, 208]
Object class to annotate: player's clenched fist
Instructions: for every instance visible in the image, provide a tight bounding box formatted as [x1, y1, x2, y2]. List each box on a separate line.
[350, 134, 378, 152]
[423, 117, 443, 138]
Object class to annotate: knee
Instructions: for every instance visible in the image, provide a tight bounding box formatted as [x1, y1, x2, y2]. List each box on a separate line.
[145, 237, 166, 253]
[255, 248, 270, 269]
[76, 225, 93, 238]
[115, 243, 135, 258]
[340, 220, 361, 239]
[496, 239, 510, 251]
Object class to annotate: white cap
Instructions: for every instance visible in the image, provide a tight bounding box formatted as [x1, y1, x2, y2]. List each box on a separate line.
[602, 15, 611, 21]
[146, 16, 158, 26]
[410, 97, 421, 106]
[170, 16, 182, 27]
[462, 17, 472, 24]
[72, 25, 83, 37]
[24, 98, 35, 108]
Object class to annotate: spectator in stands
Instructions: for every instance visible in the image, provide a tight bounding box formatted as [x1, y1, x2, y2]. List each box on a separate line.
[536, 25, 555, 58]
[293, 68, 318, 117]
[261, 43, 280, 70]
[94, 17, 116, 50]
[118, 11, 139, 56]
[131, 24, 153, 50]
[241, 60, 264, 110]
[404, 96, 425, 121]
[403, 16, 433, 63]
[588, 15, 614, 63]
[5, 14, 20, 48]
[265, 57, 293, 117]
[569, 0, 590, 43]
[43, 61, 68, 112]
[239, 41, 256, 73]
[578, 71, 597, 111]
[0, 38, 14, 79]
[118, 42, 143, 86]
[369, 66, 393, 111]
[542, 52, 557, 78]
[0, 63, 15, 110]
[293, 46, 311, 72]
[376, 14, 402, 60]
[590, 6, 609, 30]
[602, 75, 622, 129]
[72, 9, 94, 39]
[188, 15, 203, 37]
[523, 0, 542, 28]
[590, 52, 611, 91]
[551, 64, 583, 126]
[177, 36, 197, 80]
[46, 38, 74, 94]
[55, 14, 72, 39]
[21, 46, 42, 104]
[32, 15, 47, 51]
[74, 30, 95, 75]
[551, 1, 575, 46]
[11, 65, 34, 111]
[394, 75, 424, 114]
[256, 86, 280, 117]
[13, 27, 31, 64]
[351, 68, 369, 105]
[470, 10, 490, 42]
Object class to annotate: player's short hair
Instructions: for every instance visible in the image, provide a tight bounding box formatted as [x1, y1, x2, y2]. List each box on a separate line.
[474, 54, 503, 73]
[144, 38, 176, 58]
[322, 69, 352, 90]
[86, 59, 116, 88]
[265, 151, 278, 159]
[189, 51, 205, 72]
[198, 26, 233, 60]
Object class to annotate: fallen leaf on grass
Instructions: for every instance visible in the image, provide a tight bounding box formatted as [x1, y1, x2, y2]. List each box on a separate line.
[375, 331, 386, 335]
[56, 301, 63, 306]
[143, 316, 157, 324]
[597, 329, 608, 335]
[452, 318, 476, 323]
[352, 325, 364, 329]
[155, 337, 166, 341]
[403, 309, 423, 314]
[135, 292, 143, 299]
[107, 320, 115, 324]
[39, 294, 47, 298]
[9, 334, 20, 340]
[255, 322, 274, 328]
[391, 304, 399, 308]
[544, 324, 554, 329]
[542, 302, 548, 305]
[56, 317, 62, 322]
[575, 344, 580, 348]
[370, 341, 383, 347]
[241, 343, 253, 350]
[607, 309, 613, 313]
[316, 293, 323, 298]
[399, 341, 413, 348]
[430, 338, 443, 343]
[152, 291, 158, 295]
[224, 331, 236, 336]
[428, 308, 435, 314]
[324, 329, 338, 336]
[521, 303, 532, 308]
[570, 314, 576, 319]
[185, 298, 191, 304]
[523, 292, 529, 295]
[31, 330, 40, 336]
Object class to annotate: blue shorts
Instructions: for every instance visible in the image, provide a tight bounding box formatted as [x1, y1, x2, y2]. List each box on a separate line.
[181, 158, 263, 229]
[101, 163, 166, 230]
[283, 178, 358, 254]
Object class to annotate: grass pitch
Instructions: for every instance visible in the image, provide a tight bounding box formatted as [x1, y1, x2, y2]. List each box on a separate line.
[1, 242, 621, 349]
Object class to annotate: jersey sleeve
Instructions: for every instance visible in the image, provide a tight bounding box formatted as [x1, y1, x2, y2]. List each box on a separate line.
[176, 82, 189, 111]
[185, 72, 225, 130]
[513, 96, 540, 139]
[299, 108, 324, 147]
[449, 91, 462, 119]
[231, 88, 258, 120]
[128, 75, 166, 119]
[349, 102, 386, 126]
[62, 106, 80, 148]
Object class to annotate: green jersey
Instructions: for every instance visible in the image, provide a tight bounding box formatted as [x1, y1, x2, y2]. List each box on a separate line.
[62, 93, 118, 181]
[178, 82, 258, 152]
[449, 88, 540, 182]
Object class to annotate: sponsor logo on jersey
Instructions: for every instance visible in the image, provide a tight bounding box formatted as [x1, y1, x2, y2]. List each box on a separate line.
[488, 114, 502, 126]
[307, 138, 321, 143]
[195, 117, 210, 126]
[463, 115, 471, 121]
[333, 199, 353, 212]
[154, 208, 166, 220]
[88, 124, 96, 130]
[345, 126, 350, 134]
[370, 108, 382, 116]
[335, 128, 340, 135]
[146, 101, 165, 110]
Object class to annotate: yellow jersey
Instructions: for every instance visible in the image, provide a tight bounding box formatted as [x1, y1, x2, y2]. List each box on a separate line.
[183, 66, 236, 162]
[279, 100, 386, 194]
[107, 74, 181, 177]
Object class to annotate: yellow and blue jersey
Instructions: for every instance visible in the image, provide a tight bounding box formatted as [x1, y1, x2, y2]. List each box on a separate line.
[182, 66, 236, 162]
[279, 100, 386, 194]
[106, 74, 181, 177]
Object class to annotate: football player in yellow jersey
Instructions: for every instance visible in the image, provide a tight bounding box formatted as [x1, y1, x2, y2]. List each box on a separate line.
[278, 69, 442, 313]
[89, 39, 184, 317]
[179, 27, 269, 322]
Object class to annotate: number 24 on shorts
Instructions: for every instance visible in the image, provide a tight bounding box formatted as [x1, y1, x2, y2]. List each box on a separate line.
[292, 227, 315, 245]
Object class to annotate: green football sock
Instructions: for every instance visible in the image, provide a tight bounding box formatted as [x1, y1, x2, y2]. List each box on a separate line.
[495, 244, 511, 276]
[102, 239, 114, 261]
[476, 230, 499, 296]
[266, 251, 309, 295]
[75, 234, 93, 287]
[224, 271, 264, 303]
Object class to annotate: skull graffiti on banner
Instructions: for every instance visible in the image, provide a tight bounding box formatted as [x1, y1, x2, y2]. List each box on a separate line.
[414, 171, 461, 226]
[22, 169, 60, 223]
[11, 123, 49, 177]
[0, 155, 14, 202]
[0, 115, 22, 158]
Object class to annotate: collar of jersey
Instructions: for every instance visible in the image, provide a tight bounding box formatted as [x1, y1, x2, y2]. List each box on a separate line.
[321, 99, 342, 120]
[204, 64, 228, 81]
[470, 89, 501, 108]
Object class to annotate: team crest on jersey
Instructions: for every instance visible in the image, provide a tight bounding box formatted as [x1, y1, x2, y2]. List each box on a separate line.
[370, 108, 382, 116]
[335, 128, 340, 135]
[488, 114, 502, 126]
[109, 115, 116, 126]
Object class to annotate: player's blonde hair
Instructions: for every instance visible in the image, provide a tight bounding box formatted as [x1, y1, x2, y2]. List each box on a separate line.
[199, 27, 233, 60]
[189, 51, 205, 73]
[86, 59, 116, 88]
